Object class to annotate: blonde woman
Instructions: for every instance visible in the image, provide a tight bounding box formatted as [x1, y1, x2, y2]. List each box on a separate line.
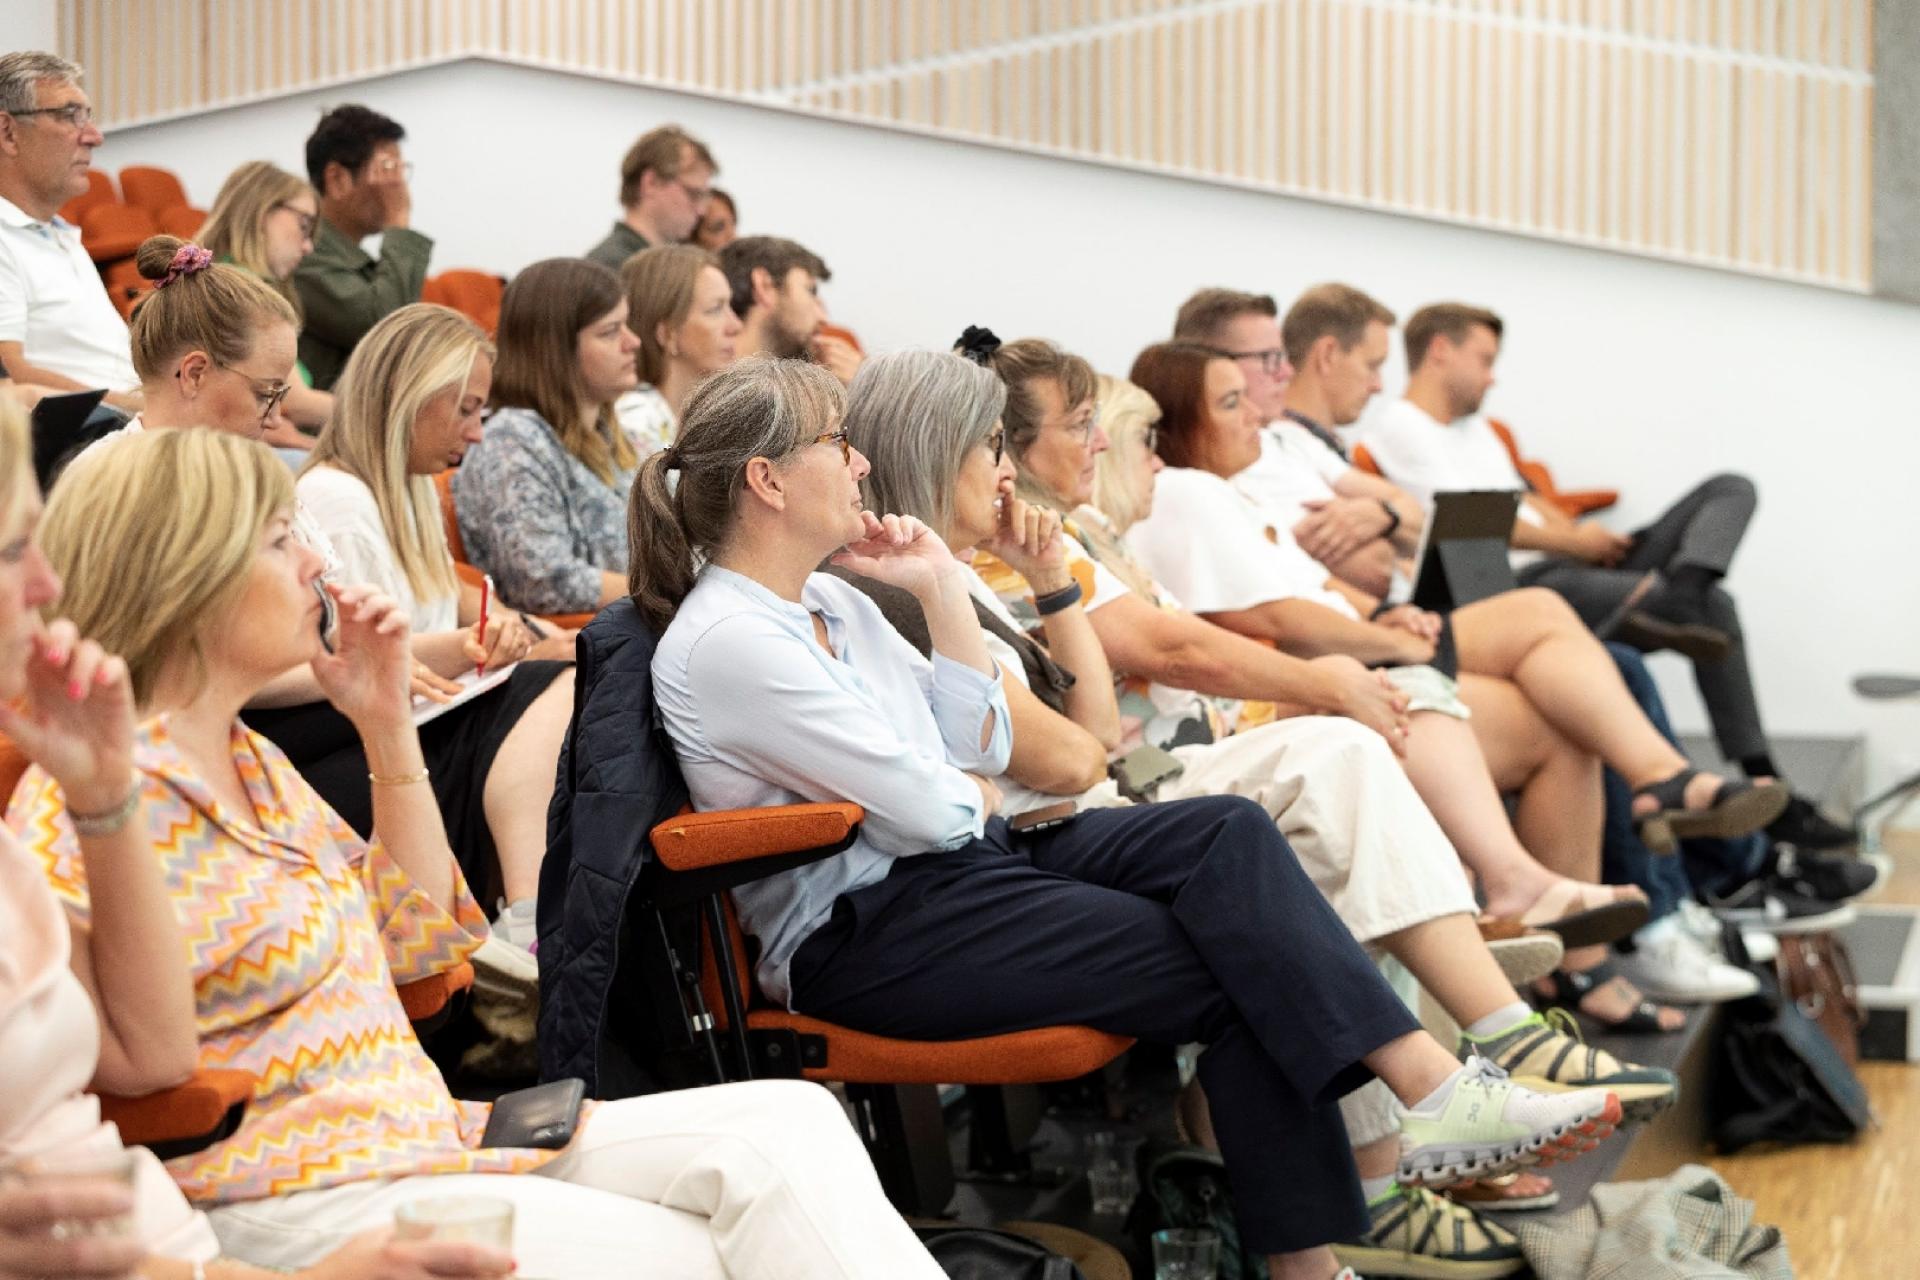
[198, 161, 332, 435]
[296, 304, 572, 951]
[12, 427, 941, 1279]
[613, 244, 742, 455]
[452, 258, 639, 614]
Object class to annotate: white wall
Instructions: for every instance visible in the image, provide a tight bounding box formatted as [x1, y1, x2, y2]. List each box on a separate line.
[0, 3, 61, 58]
[91, 57, 1920, 787]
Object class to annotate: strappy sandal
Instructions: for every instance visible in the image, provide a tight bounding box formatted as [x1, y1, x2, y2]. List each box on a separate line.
[1536, 959, 1679, 1035]
[1515, 880, 1650, 949]
[1633, 768, 1789, 854]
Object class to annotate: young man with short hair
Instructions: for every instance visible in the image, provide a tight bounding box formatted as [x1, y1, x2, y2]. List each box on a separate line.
[585, 124, 718, 270]
[0, 52, 140, 411]
[718, 234, 861, 384]
[1363, 301, 1854, 851]
[293, 103, 432, 390]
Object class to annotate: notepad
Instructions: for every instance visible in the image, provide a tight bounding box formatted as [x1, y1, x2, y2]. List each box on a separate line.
[412, 662, 518, 726]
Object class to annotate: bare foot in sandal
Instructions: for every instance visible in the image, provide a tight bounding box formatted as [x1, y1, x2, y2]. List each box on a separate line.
[1534, 950, 1685, 1033]
[1485, 876, 1648, 949]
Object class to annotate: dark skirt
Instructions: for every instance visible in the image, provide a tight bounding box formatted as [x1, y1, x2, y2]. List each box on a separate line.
[243, 660, 569, 903]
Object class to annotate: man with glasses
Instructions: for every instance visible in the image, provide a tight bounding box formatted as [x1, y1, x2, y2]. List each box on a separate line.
[1175, 285, 1426, 597]
[293, 103, 432, 390]
[586, 125, 719, 271]
[0, 52, 142, 412]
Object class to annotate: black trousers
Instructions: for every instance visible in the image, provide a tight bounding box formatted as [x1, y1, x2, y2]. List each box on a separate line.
[787, 795, 1421, 1254]
[1521, 472, 1767, 760]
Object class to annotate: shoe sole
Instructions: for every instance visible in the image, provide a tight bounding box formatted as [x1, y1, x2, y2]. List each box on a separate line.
[1512, 1074, 1677, 1125]
[1529, 898, 1650, 949]
[1486, 934, 1565, 986]
[1611, 612, 1734, 663]
[1397, 1094, 1623, 1188]
[1330, 1242, 1526, 1278]
[1446, 1188, 1562, 1212]
[1750, 902, 1859, 936]
[1638, 783, 1790, 854]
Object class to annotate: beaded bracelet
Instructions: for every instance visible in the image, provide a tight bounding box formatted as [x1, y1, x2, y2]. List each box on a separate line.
[69, 783, 140, 838]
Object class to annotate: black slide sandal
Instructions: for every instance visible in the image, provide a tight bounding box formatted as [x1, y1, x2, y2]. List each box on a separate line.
[1632, 768, 1789, 854]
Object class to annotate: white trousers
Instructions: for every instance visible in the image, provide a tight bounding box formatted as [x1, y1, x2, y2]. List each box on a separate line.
[1160, 716, 1478, 945]
[205, 1079, 944, 1279]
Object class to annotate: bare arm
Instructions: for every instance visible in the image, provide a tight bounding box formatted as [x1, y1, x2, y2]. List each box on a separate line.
[1202, 596, 1431, 667]
[998, 661, 1109, 796]
[1332, 467, 1427, 552]
[1323, 537, 1396, 597]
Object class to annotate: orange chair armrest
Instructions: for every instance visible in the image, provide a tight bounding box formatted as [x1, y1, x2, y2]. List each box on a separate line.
[651, 803, 865, 871]
[98, 1069, 253, 1146]
[539, 612, 595, 631]
[397, 960, 475, 1022]
[1554, 488, 1618, 517]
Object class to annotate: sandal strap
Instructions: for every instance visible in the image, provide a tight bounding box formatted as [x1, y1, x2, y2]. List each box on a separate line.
[1543, 955, 1623, 1003]
[1633, 767, 1702, 810]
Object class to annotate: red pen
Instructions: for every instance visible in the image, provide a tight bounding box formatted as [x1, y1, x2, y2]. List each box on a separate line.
[477, 574, 492, 676]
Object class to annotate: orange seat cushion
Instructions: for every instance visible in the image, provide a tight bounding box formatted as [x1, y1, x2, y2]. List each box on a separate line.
[397, 961, 474, 1023]
[98, 1069, 253, 1147]
[118, 166, 189, 218]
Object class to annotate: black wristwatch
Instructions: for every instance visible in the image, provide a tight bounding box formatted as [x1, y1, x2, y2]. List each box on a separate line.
[1378, 499, 1402, 539]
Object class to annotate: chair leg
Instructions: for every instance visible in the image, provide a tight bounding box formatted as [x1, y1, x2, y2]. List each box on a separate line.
[965, 1084, 1040, 1177]
[846, 1083, 954, 1217]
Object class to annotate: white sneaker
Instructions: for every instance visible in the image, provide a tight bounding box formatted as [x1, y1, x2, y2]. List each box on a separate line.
[1620, 913, 1758, 1004]
[1676, 898, 1778, 966]
[471, 899, 539, 999]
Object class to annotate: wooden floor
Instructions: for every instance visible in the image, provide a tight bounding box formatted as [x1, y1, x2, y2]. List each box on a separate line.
[1699, 830, 1920, 1278]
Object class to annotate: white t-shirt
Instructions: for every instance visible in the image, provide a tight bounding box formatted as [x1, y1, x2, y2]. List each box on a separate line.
[296, 465, 459, 633]
[1358, 399, 1545, 567]
[0, 194, 138, 391]
[1125, 467, 1360, 620]
[1231, 422, 1351, 533]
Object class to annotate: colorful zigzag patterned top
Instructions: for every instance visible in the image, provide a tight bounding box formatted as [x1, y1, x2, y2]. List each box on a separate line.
[9, 717, 561, 1205]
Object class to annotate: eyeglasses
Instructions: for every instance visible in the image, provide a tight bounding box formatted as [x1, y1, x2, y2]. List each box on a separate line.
[217, 363, 293, 422]
[1142, 425, 1160, 453]
[672, 176, 713, 207]
[1051, 403, 1099, 444]
[1223, 348, 1291, 376]
[371, 157, 414, 181]
[272, 203, 317, 239]
[984, 426, 1005, 464]
[812, 429, 851, 465]
[8, 103, 93, 130]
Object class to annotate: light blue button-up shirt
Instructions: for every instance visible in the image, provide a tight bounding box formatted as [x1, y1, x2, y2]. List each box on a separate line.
[653, 565, 1011, 1006]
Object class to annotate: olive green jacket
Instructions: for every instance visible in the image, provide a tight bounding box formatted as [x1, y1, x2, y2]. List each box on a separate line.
[291, 217, 433, 390]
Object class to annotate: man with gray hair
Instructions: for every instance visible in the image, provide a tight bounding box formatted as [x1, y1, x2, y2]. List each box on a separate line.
[0, 52, 140, 409]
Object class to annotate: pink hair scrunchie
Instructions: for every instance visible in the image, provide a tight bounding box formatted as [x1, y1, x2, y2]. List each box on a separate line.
[156, 243, 214, 289]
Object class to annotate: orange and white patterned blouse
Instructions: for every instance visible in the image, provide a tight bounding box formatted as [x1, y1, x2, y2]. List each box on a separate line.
[7, 716, 561, 1206]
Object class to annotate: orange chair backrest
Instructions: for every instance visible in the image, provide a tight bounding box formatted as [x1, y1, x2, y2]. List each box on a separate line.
[0, 735, 30, 809]
[59, 169, 117, 225]
[119, 166, 190, 219]
[1489, 418, 1562, 502]
[421, 271, 505, 337]
[435, 469, 468, 564]
[1352, 442, 1383, 476]
[80, 204, 157, 264]
[158, 206, 206, 239]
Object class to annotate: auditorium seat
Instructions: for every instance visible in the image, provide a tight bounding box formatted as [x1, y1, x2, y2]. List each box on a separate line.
[421, 270, 507, 337]
[58, 169, 117, 226]
[1487, 419, 1618, 518]
[117, 166, 193, 221]
[434, 468, 594, 630]
[80, 203, 155, 265]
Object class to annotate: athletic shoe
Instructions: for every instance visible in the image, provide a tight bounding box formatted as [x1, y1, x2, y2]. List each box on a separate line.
[1618, 913, 1760, 1004]
[1775, 845, 1880, 903]
[1446, 1171, 1560, 1213]
[1703, 878, 1854, 935]
[1673, 897, 1780, 968]
[472, 900, 540, 1000]
[1332, 1181, 1525, 1279]
[1458, 1010, 1678, 1124]
[1767, 795, 1859, 851]
[1396, 1055, 1621, 1188]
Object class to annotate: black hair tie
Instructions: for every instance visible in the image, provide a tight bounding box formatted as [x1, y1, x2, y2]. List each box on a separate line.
[955, 325, 1002, 366]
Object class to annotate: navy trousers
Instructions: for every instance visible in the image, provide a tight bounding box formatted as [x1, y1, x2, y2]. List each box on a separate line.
[787, 794, 1422, 1254]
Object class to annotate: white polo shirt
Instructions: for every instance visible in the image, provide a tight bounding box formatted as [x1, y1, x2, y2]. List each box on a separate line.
[1358, 398, 1546, 568]
[0, 192, 137, 391]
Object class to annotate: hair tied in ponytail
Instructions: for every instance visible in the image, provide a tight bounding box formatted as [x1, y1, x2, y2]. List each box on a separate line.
[954, 325, 1002, 366]
[156, 243, 214, 289]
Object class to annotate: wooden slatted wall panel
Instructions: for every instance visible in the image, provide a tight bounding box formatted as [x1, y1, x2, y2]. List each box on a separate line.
[55, 0, 1876, 290]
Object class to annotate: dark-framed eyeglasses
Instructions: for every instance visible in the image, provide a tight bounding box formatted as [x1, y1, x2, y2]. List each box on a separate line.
[672, 176, 714, 207]
[271, 202, 317, 239]
[984, 426, 1006, 464]
[812, 429, 852, 465]
[8, 103, 93, 130]
[1224, 348, 1291, 376]
[216, 363, 293, 422]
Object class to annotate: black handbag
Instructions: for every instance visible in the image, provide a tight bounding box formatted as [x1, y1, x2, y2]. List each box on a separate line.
[1711, 965, 1875, 1153]
[914, 1226, 1087, 1280]
[1124, 1141, 1262, 1280]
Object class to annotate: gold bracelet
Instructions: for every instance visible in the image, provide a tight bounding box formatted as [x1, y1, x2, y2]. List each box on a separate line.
[368, 767, 430, 786]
